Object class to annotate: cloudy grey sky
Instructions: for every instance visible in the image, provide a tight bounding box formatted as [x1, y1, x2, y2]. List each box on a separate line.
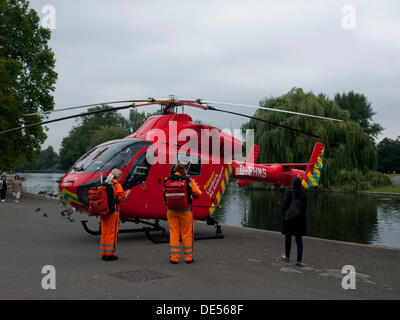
[28, 0, 400, 152]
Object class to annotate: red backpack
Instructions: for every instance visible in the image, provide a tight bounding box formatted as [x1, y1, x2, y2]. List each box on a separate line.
[88, 183, 116, 217]
[164, 175, 192, 211]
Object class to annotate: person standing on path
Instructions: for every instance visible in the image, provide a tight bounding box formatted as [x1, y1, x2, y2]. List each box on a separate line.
[11, 175, 23, 203]
[0, 175, 7, 202]
[281, 177, 308, 266]
[100, 169, 131, 261]
[164, 162, 202, 264]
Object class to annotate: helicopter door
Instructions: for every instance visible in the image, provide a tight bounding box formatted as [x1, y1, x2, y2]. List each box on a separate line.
[122, 151, 152, 189]
[170, 153, 201, 176]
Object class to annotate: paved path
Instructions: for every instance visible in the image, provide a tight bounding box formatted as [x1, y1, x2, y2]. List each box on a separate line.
[0, 192, 399, 300]
[393, 175, 400, 186]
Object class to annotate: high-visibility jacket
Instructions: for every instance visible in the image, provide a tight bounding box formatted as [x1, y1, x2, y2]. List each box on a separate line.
[167, 173, 202, 263]
[99, 179, 128, 257]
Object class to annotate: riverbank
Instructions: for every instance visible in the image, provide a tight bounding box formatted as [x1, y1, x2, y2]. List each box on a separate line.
[360, 188, 400, 196]
[0, 192, 399, 299]
[363, 175, 400, 195]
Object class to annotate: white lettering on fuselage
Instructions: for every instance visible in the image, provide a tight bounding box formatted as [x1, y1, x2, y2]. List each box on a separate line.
[239, 165, 267, 179]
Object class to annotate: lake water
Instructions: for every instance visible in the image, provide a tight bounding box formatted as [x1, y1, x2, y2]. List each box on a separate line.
[22, 172, 65, 195]
[215, 183, 400, 249]
[21, 173, 400, 248]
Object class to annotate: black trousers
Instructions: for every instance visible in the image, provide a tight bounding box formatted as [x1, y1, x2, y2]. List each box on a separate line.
[285, 234, 303, 262]
[1, 188, 6, 200]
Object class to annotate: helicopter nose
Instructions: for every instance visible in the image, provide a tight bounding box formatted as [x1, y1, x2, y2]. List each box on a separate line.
[76, 180, 101, 207]
[59, 182, 82, 207]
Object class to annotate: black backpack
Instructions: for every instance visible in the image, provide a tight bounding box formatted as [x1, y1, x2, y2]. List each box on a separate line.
[284, 191, 302, 221]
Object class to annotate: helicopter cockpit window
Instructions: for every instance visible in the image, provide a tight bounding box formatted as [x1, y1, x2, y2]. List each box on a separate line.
[71, 139, 151, 173]
[170, 153, 201, 176]
[122, 150, 152, 189]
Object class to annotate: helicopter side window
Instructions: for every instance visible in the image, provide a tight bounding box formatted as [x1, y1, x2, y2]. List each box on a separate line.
[170, 153, 201, 176]
[71, 141, 110, 172]
[71, 140, 151, 173]
[123, 151, 152, 189]
[100, 141, 151, 172]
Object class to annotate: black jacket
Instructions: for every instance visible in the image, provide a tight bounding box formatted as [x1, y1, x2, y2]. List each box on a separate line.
[282, 189, 307, 236]
[0, 180, 7, 191]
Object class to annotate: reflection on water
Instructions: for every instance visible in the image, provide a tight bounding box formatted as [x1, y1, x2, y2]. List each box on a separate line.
[215, 183, 400, 248]
[373, 198, 400, 248]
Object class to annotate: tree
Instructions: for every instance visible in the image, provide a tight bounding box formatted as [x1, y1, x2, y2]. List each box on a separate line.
[242, 88, 378, 189]
[0, 0, 58, 169]
[80, 105, 131, 133]
[0, 56, 24, 169]
[88, 126, 132, 149]
[377, 137, 400, 173]
[59, 106, 131, 171]
[129, 109, 162, 133]
[38, 146, 59, 170]
[19, 145, 59, 171]
[334, 91, 383, 139]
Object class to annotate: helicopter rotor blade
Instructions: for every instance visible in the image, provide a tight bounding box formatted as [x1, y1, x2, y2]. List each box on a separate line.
[202, 100, 343, 122]
[23, 99, 155, 116]
[205, 105, 323, 140]
[0, 102, 156, 135]
[1, 95, 332, 139]
[173, 98, 326, 139]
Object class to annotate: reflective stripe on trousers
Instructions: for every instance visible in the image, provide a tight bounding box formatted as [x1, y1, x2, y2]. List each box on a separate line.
[167, 209, 194, 262]
[100, 211, 120, 256]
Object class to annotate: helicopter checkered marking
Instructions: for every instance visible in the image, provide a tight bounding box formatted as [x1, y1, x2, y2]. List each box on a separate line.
[302, 146, 325, 189]
[61, 188, 83, 206]
[209, 164, 232, 215]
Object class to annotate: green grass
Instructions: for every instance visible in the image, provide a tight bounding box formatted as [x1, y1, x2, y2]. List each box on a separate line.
[367, 185, 400, 194]
[365, 174, 400, 193]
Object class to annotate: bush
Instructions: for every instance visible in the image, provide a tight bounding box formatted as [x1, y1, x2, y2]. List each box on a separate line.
[365, 171, 392, 187]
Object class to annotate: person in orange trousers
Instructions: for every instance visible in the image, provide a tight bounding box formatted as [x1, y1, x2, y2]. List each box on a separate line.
[167, 162, 202, 264]
[100, 169, 130, 261]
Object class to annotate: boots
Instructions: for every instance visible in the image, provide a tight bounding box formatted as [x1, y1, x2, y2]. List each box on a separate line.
[102, 255, 118, 261]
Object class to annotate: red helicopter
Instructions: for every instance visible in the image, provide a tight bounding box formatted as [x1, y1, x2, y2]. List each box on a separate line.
[1, 97, 339, 241]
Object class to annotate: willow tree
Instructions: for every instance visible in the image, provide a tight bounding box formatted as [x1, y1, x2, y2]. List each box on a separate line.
[242, 88, 378, 189]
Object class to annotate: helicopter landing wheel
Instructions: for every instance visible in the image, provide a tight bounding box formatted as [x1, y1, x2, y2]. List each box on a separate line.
[144, 227, 169, 244]
[193, 216, 224, 241]
[81, 220, 101, 235]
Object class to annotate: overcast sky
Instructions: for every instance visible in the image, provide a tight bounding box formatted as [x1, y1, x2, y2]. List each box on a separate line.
[28, 0, 400, 152]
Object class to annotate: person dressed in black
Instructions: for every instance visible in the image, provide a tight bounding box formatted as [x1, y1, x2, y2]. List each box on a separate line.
[0, 175, 7, 203]
[281, 177, 307, 266]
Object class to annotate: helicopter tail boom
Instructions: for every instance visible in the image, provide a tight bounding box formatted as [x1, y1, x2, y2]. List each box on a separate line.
[231, 142, 325, 189]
